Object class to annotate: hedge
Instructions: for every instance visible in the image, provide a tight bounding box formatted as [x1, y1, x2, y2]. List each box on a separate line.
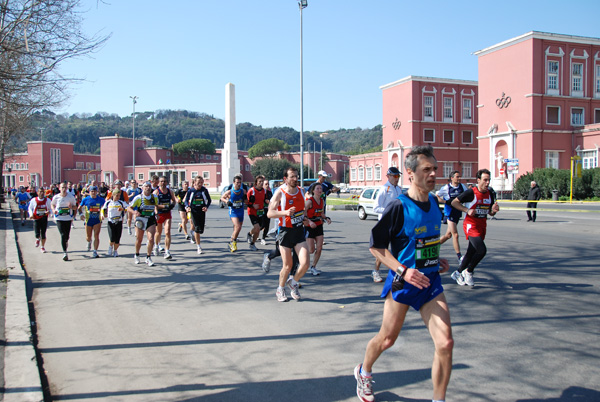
[513, 167, 600, 200]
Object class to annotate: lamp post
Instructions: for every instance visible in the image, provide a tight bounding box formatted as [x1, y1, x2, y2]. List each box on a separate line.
[40, 128, 45, 187]
[299, 0, 307, 188]
[130, 96, 138, 181]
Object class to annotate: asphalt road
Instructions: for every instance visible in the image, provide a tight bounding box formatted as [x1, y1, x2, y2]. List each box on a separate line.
[10, 202, 600, 401]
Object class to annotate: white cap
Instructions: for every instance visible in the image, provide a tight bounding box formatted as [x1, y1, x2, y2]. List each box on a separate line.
[317, 170, 330, 177]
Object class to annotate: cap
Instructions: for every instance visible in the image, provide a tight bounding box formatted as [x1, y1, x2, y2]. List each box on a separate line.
[89, 186, 99, 191]
[317, 170, 330, 177]
[114, 179, 123, 185]
[387, 167, 401, 175]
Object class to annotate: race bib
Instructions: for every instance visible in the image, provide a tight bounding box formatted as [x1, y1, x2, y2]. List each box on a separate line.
[414, 235, 440, 270]
[291, 211, 304, 227]
[58, 207, 70, 216]
[257, 209, 264, 217]
[232, 200, 243, 208]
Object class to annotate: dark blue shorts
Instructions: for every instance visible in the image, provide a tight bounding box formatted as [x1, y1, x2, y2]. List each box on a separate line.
[381, 270, 443, 311]
[447, 209, 462, 224]
[229, 207, 244, 221]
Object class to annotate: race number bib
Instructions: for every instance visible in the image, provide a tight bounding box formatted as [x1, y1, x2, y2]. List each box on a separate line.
[414, 235, 440, 270]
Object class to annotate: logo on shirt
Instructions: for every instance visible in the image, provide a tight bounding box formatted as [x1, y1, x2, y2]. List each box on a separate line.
[415, 225, 427, 235]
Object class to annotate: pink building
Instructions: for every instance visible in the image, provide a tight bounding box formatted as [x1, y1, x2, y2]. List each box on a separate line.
[277, 151, 350, 183]
[2, 141, 100, 189]
[475, 31, 600, 191]
[350, 76, 479, 189]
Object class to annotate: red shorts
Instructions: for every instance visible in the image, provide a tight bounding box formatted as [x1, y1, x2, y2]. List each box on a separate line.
[463, 221, 486, 241]
[156, 212, 172, 225]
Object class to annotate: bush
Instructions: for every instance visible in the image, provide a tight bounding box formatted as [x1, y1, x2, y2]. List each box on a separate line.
[514, 167, 600, 200]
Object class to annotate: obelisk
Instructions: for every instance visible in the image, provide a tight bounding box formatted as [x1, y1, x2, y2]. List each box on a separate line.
[221, 82, 238, 190]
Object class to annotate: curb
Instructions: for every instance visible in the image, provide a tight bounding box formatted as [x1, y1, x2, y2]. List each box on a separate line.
[3, 203, 44, 402]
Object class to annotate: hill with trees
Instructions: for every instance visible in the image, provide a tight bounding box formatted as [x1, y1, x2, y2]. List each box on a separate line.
[11, 110, 382, 156]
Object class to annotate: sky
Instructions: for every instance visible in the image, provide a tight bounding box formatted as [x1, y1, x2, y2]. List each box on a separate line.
[57, 0, 600, 132]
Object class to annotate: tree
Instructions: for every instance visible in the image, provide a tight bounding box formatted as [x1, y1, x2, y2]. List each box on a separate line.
[248, 138, 290, 159]
[251, 158, 294, 180]
[0, 0, 110, 194]
[172, 138, 216, 162]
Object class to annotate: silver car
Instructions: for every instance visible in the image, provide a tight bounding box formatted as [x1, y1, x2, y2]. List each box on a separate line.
[357, 187, 380, 220]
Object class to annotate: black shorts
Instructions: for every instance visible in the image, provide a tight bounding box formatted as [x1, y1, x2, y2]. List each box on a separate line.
[447, 209, 462, 224]
[190, 210, 206, 234]
[249, 214, 268, 228]
[277, 226, 306, 249]
[306, 224, 324, 239]
[178, 204, 186, 212]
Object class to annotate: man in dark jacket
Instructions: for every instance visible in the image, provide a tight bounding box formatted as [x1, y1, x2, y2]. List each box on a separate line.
[526, 181, 541, 222]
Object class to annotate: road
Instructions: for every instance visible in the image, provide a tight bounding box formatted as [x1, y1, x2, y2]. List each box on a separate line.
[11, 203, 600, 401]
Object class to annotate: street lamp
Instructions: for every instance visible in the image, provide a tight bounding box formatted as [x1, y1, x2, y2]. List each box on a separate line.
[299, 0, 307, 187]
[40, 128, 45, 187]
[130, 96, 138, 181]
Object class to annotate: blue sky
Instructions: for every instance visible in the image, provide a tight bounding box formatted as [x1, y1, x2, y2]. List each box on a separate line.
[57, 0, 600, 132]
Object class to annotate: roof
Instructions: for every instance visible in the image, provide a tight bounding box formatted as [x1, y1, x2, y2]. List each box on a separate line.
[380, 75, 478, 90]
[473, 31, 600, 57]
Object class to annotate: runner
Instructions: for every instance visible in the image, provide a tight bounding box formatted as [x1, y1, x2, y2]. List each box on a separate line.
[78, 186, 105, 258]
[184, 176, 211, 255]
[436, 170, 468, 263]
[153, 176, 177, 260]
[126, 180, 142, 235]
[305, 182, 331, 276]
[16, 186, 31, 225]
[260, 181, 273, 245]
[450, 168, 500, 287]
[66, 181, 79, 228]
[101, 189, 128, 257]
[220, 175, 246, 252]
[28, 187, 52, 253]
[316, 170, 340, 206]
[371, 166, 403, 282]
[245, 175, 268, 251]
[354, 145, 452, 402]
[175, 180, 192, 240]
[128, 181, 159, 266]
[50, 182, 78, 261]
[267, 167, 310, 302]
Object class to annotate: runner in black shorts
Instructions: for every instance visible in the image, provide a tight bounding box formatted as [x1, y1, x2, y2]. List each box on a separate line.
[436, 170, 468, 263]
[184, 176, 211, 254]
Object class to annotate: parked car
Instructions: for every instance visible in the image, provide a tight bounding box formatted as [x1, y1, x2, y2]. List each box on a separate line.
[357, 187, 380, 220]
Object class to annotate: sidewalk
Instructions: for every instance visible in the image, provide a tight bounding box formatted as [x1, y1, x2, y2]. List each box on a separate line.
[1, 200, 44, 401]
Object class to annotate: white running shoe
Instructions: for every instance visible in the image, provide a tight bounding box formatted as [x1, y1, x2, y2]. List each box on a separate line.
[246, 232, 253, 244]
[134, 255, 141, 264]
[249, 243, 258, 251]
[287, 277, 301, 300]
[308, 266, 320, 276]
[153, 245, 158, 256]
[262, 253, 271, 273]
[371, 270, 383, 282]
[451, 270, 466, 286]
[463, 271, 474, 286]
[92, 250, 99, 258]
[260, 238, 267, 246]
[35, 239, 40, 248]
[86, 241, 91, 251]
[185, 234, 191, 240]
[113, 250, 119, 257]
[40, 247, 46, 253]
[354, 364, 375, 402]
[164, 250, 172, 260]
[145, 256, 155, 266]
[190, 238, 195, 244]
[158, 245, 165, 253]
[197, 247, 203, 255]
[107, 246, 113, 257]
[276, 287, 287, 302]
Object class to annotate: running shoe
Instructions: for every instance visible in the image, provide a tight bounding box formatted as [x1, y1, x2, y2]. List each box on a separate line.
[260, 238, 267, 246]
[127, 226, 132, 236]
[86, 241, 91, 251]
[113, 250, 119, 258]
[153, 245, 159, 256]
[190, 238, 195, 244]
[63, 253, 69, 261]
[451, 270, 466, 286]
[185, 234, 191, 240]
[158, 245, 165, 253]
[354, 364, 375, 402]
[134, 255, 141, 264]
[40, 247, 46, 253]
[145, 256, 155, 266]
[246, 232, 252, 244]
[92, 250, 99, 258]
[249, 243, 258, 251]
[458, 255, 464, 265]
[35, 239, 40, 248]
[228, 242, 234, 252]
[287, 277, 301, 300]
[107, 246, 113, 257]
[232, 241, 238, 252]
[371, 270, 383, 283]
[178, 224, 183, 233]
[308, 266, 320, 276]
[164, 250, 173, 260]
[197, 246, 203, 255]
[262, 253, 271, 273]
[276, 287, 288, 302]
[463, 271, 474, 286]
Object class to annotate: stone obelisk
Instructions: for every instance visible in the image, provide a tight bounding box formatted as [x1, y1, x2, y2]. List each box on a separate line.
[221, 83, 238, 190]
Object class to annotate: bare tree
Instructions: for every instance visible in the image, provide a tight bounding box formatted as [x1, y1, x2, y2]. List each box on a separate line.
[0, 0, 110, 193]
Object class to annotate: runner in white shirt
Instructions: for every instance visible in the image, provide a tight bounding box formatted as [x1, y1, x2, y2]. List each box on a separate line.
[50, 182, 78, 261]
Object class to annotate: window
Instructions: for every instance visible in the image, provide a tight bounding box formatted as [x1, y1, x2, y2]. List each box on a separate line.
[424, 129, 435, 143]
[424, 96, 433, 120]
[26, 163, 28, 169]
[214, 155, 219, 161]
[443, 163, 453, 178]
[463, 98, 472, 121]
[199, 155, 204, 160]
[375, 165, 381, 181]
[358, 166, 364, 181]
[166, 151, 171, 156]
[462, 131, 473, 144]
[86, 162, 94, 170]
[366, 166, 373, 181]
[95, 163, 101, 170]
[20, 163, 25, 169]
[19, 175, 24, 182]
[138, 173, 144, 180]
[548, 60, 559, 92]
[443, 97, 453, 121]
[545, 151, 559, 169]
[547, 106, 560, 124]
[76, 162, 84, 169]
[203, 171, 210, 179]
[350, 168, 357, 181]
[191, 171, 198, 178]
[581, 150, 598, 169]
[443, 130, 454, 144]
[595, 109, 600, 123]
[596, 65, 600, 94]
[128, 173, 134, 180]
[462, 163, 472, 178]
[245, 164, 250, 171]
[572, 63, 583, 94]
[82, 174, 86, 182]
[89, 174, 96, 182]
[206, 155, 211, 160]
[571, 108, 584, 126]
